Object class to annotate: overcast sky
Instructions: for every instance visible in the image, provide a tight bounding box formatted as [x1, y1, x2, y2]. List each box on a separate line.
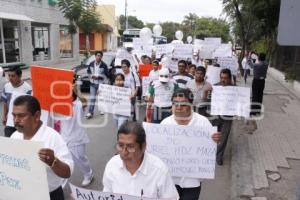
[97, 0, 224, 23]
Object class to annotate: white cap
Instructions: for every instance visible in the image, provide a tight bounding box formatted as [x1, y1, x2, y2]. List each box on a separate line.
[159, 68, 169, 82]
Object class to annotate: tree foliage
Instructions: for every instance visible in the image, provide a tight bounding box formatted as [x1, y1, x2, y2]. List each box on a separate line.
[119, 15, 144, 29]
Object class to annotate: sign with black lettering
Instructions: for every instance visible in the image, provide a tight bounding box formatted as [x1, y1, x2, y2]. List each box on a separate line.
[143, 123, 217, 179]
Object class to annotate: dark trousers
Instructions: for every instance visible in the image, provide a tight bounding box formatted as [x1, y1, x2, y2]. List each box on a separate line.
[251, 79, 265, 116]
[212, 117, 233, 161]
[50, 186, 64, 200]
[4, 126, 16, 137]
[175, 185, 201, 200]
[152, 106, 172, 124]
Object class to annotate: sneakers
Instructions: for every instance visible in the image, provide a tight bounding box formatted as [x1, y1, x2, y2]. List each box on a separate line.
[85, 113, 93, 119]
[81, 174, 94, 187]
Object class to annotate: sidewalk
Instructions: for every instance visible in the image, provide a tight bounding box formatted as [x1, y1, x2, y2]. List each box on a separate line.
[231, 73, 300, 199]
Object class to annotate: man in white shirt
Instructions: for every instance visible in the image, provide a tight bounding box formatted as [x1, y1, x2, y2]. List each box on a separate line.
[102, 121, 179, 199]
[85, 51, 109, 119]
[1, 67, 32, 137]
[148, 60, 160, 82]
[242, 51, 251, 84]
[161, 88, 221, 200]
[10, 95, 74, 200]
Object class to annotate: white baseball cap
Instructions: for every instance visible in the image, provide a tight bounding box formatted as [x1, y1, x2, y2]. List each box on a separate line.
[159, 68, 169, 82]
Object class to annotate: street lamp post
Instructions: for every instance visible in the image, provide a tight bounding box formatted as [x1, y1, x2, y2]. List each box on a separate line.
[125, 0, 128, 30]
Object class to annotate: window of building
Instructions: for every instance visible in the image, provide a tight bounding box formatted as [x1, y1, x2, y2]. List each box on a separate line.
[0, 19, 20, 64]
[59, 26, 73, 58]
[31, 23, 50, 61]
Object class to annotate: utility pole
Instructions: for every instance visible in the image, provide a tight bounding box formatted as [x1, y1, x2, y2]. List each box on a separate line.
[125, 0, 128, 30]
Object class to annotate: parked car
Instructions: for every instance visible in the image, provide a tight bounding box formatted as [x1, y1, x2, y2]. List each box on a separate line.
[73, 52, 116, 92]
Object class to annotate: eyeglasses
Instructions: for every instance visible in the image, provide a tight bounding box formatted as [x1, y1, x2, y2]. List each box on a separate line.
[172, 101, 191, 107]
[159, 75, 168, 78]
[116, 143, 136, 153]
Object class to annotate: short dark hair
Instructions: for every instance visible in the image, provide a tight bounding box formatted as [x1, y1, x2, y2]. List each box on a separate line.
[178, 60, 187, 67]
[8, 66, 22, 77]
[258, 53, 266, 61]
[13, 95, 41, 115]
[121, 59, 131, 67]
[152, 60, 159, 65]
[220, 68, 232, 80]
[118, 122, 146, 147]
[196, 66, 206, 74]
[172, 88, 194, 104]
[114, 73, 125, 81]
[189, 64, 196, 69]
[95, 51, 103, 56]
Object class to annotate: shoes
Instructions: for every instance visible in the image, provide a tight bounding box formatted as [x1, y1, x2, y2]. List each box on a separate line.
[81, 174, 94, 187]
[216, 157, 223, 166]
[85, 113, 93, 119]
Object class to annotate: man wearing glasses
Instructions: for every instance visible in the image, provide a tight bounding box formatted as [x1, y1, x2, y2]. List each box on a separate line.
[102, 121, 179, 199]
[161, 88, 221, 200]
[85, 51, 109, 119]
[146, 68, 178, 123]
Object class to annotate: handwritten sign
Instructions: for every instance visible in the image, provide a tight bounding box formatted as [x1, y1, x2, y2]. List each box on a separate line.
[217, 57, 238, 76]
[0, 137, 49, 200]
[172, 44, 193, 59]
[204, 37, 222, 45]
[31, 65, 74, 116]
[143, 122, 217, 179]
[210, 86, 251, 118]
[69, 184, 176, 200]
[206, 65, 221, 85]
[212, 44, 232, 58]
[155, 44, 174, 58]
[142, 77, 152, 97]
[97, 84, 131, 116]
[115, 48, 135, 67]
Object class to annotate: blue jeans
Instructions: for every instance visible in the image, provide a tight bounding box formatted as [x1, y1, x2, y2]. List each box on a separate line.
[88, 83, 99, 114]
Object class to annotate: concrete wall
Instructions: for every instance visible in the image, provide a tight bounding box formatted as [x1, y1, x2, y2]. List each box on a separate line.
[0, 0, 80, 66]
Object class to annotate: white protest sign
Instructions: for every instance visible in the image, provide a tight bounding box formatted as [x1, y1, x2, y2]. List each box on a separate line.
[155, 44, 174, 58]
[143, 122, 217, 179]
[69, 183, 176, 200]
[0, 137, 49, 200]
[172, 44, 193, 59]
[217, 57, 238, 76]
[115, 48, 135, 67]
[97, 84, 131, 116]
[142, 77, 152, 97]
[206, 65, 221, 85]
[163, 56, 179, 72]
[200, 44, 219, 59]
[211, 86, 251, 118]
[212, 44, 232, 58]
[204, 37, 222, 45]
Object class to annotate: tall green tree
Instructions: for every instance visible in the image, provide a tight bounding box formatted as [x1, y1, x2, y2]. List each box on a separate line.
[119, 15, 144, 30]
[58, 0, 103, 55]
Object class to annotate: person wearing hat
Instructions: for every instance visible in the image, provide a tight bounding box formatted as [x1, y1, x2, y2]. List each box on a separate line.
[146, 68, 178, 123]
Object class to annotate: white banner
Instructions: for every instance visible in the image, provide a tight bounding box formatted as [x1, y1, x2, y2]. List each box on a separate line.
[200, 44, 219, 59]
[69, 183, 176, 200]
[142, 77, 152, 97]
[143, 123, 217, 179]
[115, 48, 135, 67]
[217, 57, 238, 76]
[0, 137, 49, 200]
[204, 37, 222, 45]
[212, 44, 232, 58]
[155, 44, 174, 58]
[211, 86, 251, 118]
[206, 65, 221, 85]
[172, 44, 193, 59]
[97, 84, 132, 116]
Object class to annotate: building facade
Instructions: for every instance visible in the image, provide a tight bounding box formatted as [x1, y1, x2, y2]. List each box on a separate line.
[79, 4, 119, 53]
[0, 0, 80, 66]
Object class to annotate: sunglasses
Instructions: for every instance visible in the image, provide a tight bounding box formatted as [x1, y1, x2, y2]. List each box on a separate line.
[160, 75, 168, 78]
[172, 102, 191, 107]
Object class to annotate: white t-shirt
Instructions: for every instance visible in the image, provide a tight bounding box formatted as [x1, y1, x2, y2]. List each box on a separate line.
[1, 81, 32, 126]
[242, 57, 250, 70]
[52, 99, 89, 147]
[149, 80, 176, 108]
[148, 70, 159, 82]
[103, 152, 179, 199]
[11, 123, 74, 192]
[123, 71, 141, 93]
[161, 112, 214, 188]
[186, 80, 212, 107]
